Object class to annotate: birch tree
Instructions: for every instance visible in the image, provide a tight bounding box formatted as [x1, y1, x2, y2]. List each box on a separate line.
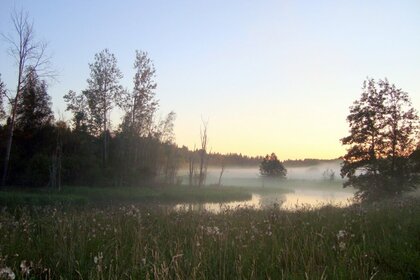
[86, 49, 123, 166]
[123, 50, 158, 136]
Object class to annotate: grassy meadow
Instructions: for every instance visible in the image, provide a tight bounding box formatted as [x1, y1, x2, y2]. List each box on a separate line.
[0, 186, 419, 279]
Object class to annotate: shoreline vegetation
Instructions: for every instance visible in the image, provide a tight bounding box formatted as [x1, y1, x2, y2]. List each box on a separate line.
[0, 185, 253, 207]
[0, 179, 354, 207]
[0, 192, 418, 279]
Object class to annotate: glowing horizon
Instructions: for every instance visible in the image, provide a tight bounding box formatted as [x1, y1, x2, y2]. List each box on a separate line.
[0, 0, 419, 160]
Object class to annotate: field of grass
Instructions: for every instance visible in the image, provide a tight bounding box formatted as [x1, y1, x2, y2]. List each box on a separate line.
[0, 195, 418, 279]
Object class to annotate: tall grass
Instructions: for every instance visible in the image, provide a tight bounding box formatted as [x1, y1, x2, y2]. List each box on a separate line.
[0, 197, 418, 279]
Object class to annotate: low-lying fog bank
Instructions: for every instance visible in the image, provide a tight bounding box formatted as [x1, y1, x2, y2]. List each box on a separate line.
[177, 162, 355, 211]
[179, 161, 345, 187]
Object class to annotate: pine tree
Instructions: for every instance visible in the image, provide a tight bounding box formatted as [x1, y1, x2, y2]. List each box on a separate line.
[15, 67, 54, 132]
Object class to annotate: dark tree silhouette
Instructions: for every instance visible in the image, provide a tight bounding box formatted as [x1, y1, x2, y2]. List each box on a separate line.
[1, 9, 53, 186]
[341, 78, 419, 201]
[259, 153, 287, 178]
[15, 68, 54, 132]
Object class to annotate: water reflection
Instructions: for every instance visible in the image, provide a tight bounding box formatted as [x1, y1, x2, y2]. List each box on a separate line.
[174, 189, 354, 213]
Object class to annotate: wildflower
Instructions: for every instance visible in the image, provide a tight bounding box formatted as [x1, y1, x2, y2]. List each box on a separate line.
[94, 252, 104, 272]
[205, 226, 221, 235]
[0, 267, 15, 280]
[94, 252, 103, 264]
[336, 230, 347, 240]
[339, 241, 346, 251]
[20, 260, 31, 276]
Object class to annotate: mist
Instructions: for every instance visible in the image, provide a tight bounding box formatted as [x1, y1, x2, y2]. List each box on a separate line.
[180, 161, 344, 187]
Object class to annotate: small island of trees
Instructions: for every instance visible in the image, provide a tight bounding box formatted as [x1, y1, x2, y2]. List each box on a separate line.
[259, 153, 287, 178]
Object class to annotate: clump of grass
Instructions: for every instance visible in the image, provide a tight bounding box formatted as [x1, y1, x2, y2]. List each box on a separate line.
[0, 197, 418, 279]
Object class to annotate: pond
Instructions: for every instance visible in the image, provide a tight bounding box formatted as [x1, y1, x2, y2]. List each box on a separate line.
[176, 166, 355, 212]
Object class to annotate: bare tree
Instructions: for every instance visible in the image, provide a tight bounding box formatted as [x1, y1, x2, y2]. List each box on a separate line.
[218, 159, 226, 187]
[198, 120, 208, 187]
[188, 145, 196, 186]
[1, 9, 53, 186]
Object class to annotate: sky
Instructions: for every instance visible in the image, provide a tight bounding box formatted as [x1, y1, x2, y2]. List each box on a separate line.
[0, 0, 419, 160]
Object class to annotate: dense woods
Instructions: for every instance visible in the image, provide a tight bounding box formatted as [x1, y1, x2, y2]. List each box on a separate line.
[0, 46, 181, 187]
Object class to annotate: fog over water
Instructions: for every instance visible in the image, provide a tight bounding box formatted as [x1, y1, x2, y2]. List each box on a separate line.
[178, 161, 355, 212]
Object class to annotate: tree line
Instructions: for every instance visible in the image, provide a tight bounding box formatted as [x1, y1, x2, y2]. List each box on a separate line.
[0, 10, 181, 188]
[1, 10, 419, 200]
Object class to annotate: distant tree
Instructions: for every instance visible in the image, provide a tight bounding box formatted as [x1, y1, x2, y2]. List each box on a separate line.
[156, 111, 176, 144]
[322, 169, 335, 181]
[15, 67, 54, 132]
[63, 90, 90, 133]
[86, 49, 123, 166]
[259, 153, 287, 178]
[341, 78, 419, 201]
[122, 50, 158, 136]
[198, 120, 209, 187]
[1, 9, 53, 186]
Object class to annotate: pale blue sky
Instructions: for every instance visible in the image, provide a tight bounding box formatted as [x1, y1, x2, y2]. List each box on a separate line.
[1, 0, 419, 159]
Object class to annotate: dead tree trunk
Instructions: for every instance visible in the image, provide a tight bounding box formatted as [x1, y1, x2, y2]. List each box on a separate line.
[218, 160, 226, 187]
[198, 121, 208, 187]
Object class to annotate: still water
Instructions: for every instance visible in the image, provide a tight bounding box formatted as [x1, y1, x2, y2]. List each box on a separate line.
[174, 189, 354, 213]
[177, 165, 355, 212]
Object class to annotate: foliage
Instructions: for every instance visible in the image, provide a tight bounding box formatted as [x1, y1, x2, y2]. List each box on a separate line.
[121, 50, 158, 137]
[259, 153, 287, 178]
[15, 67, 54, 132]
[86, 49, 124, 166]
[341, 78, 419, 201]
